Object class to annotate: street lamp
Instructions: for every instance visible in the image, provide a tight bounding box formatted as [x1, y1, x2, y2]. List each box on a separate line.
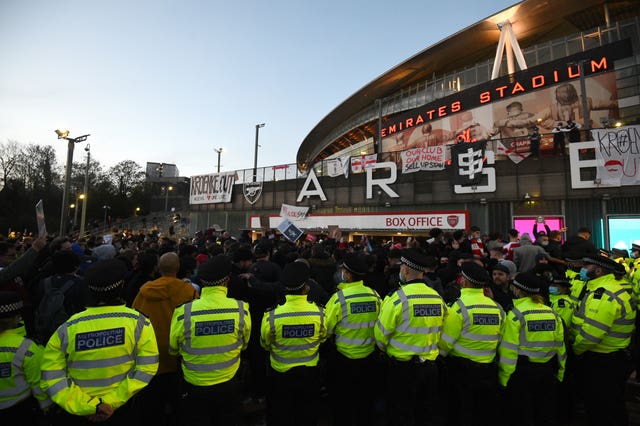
[56, 129, 90, 236]
[253, 123, 265, 182]
[79, 144, 90, 238]
[70, 203, 76, 229]
[103, 205, 111, 229]
[162, 185, 174, 212]
[135, 207, 141, 216]
[214, 148, 223, 173]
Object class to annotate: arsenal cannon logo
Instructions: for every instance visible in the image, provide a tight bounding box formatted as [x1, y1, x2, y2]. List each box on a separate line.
[243, 181, 263, 205]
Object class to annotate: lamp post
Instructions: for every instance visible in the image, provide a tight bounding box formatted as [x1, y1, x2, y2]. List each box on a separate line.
[163, 185, 174, 212]
[55, 129, 90, 236]
[79, 144, 90, 238]
[253, 123, 265, 182]
[103, 205, 111, 229]
[70, 203, 77, 229]
[215, 148, 223, 173]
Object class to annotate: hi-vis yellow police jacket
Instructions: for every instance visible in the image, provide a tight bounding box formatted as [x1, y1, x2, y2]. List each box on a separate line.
[169, 286, 250, 386]
[0, 328, 51, 410]
[439, 288, 504, 363]
[571, 273, 636, 356]
[498, 297, 566, 387]
[261, 295, 327, 373]
[374, 281, 446, 362]
[326, 280, 381, 359]
[40, 305, 159, 416]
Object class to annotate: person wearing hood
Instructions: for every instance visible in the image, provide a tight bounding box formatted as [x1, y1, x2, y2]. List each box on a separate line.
[132, 252, 197, 426]
[513, 233, 545, 273]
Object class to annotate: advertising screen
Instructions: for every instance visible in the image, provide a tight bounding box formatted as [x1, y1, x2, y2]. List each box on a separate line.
[513, 216, 565, 242]
[608, 216, 640, 251]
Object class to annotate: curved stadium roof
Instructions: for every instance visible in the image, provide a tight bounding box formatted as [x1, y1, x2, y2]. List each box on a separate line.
[296, 0, 638, 170]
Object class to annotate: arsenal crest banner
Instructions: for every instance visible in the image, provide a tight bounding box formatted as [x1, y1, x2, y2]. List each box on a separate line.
[451, 141, 486, 186]
[190, 172, 236, 204]
[592, 125, 640, 187]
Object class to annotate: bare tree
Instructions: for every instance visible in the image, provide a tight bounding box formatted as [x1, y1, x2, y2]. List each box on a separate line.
[0, 140, 23, 188]
[109, 160, 145, 198]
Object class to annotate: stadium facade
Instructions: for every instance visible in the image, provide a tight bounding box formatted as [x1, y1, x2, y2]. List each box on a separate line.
[188, 0, 640, 249]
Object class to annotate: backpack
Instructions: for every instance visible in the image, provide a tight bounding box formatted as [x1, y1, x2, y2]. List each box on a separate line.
[34, 277, 75, 344]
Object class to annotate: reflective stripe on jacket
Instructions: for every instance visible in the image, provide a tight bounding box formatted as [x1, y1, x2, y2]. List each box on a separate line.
[374, 281, 446, 362]
[439, 288, 504, 363]
[40, 305, 159, 416]
[169, 286, 250, 386]
[326, 281, 381, 359]
[260, 295, 326, 373]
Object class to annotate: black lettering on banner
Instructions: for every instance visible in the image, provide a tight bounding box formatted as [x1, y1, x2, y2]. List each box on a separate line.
[75, 328, 125, 351]
[527, 320, 556, 332]
[0, 362, 11, 378]
[282, 324, 314, 338]
[351, 301, 377, 314]
[195, 320, 235, 336]
[473, 313, 500, 326]
[413, 304, 442, 317]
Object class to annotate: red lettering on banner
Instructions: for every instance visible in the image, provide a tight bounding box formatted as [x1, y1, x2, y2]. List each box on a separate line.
[568, 65, 580, 78]
[426, 109, 436, 120]
[591, 57, 607, 71]
[451, 101, 461, 112]
[388, 124, 397, 134]
[495, 86, 508, 98]
[479, 92, 491, 104]
[511, 82, 525, 94]
[532, 75, 544, 88]
[415, 115, 424, 125]
[406, 118, 414, 128]
[553, 70, 559, 82]
[438, 105, 447, 117]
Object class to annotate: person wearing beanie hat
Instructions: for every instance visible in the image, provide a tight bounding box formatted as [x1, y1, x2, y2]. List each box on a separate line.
[40, 259, 159, 423]
[498, 272, 566, 425]
[260, 261, 327, 426]
[132, 252, 197, 425]
[489, 263, 514, 312]
[325, 253, 381, 425]
[438, 262, 504, 426]
[169, 255, 251, 425]
[0, 291, 51, 421]
[570, 255, 635, 425]
[374, 248, 446, 425]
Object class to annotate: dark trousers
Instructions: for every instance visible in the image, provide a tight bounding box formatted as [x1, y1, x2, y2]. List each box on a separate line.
[50, 400, 133, 426]
[385, 357, 438, 426]
[504, 357, 557, 426]
[268, 366, 319, 426]
[580, 350, 632, 426]
[0, 397, 41, 424]
[133, 372, 180, 426]
[445, 356, 497, 426]
[179, 377, 241, 426]
[329, 351, 377, 426]
[553, 135, 565, 155]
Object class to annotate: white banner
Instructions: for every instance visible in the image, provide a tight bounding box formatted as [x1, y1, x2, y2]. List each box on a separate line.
[190, 172, 236, 204]
[400, 146, 446, 174]
[327, 159, 344, 177]
[280, 204, 310, 221]
[351, 154, 377, 174]
[252, 211, 467, 231]
[592, 125, 640, 187]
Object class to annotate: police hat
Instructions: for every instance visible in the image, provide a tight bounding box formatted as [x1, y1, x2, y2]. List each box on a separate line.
[460, 262, 490, 287]
[631, 243, 640, 252]
[281, 262, 310, 291]
[400, 248, 429, 272]
[85, 259, 128, 293]
[341, 253, 368, 276]
[610, 248, 628, 259]
[512, 272, 546, 294]
[0, 291, 23, 319]
[551, 277, 572, 287]
[198, 254, 232, 286]
[582, 255, 619, 272]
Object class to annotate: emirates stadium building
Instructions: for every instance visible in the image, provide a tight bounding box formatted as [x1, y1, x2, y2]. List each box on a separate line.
[188, 0, 640, 250]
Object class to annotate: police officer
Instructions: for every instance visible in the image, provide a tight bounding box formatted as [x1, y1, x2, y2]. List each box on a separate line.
[439, 262, 504, 426]
[0, 291, 50, 422]
[260, 261, 327, 426]
[374, 248, 446, 426]
[498, 272, 566, 426]
[326, 253, 381, 426]
[571, 255, 635, 426]
[40, 259, 159, 425]
[169, 254, 250, 426]
[548, 277, 574, 328]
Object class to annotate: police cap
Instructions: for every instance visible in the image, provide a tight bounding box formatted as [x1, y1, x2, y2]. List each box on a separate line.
[512, 272, 546, 294]
[198, 254, 232, 286]
[0, 291, 22, 318]
[460, 262, 490, 287]
[281, 262, 310, 292]
[610, 248, 628, 259]
[631, 243, 640, 252]
[84, 259, 128, 293]
[582, 255, 619, 272]
[400, 248, 429, 272]
[341, 253, 368, 276]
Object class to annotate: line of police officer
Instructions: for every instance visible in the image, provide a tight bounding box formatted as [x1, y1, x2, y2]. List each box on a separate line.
[1, 244, 639, 425]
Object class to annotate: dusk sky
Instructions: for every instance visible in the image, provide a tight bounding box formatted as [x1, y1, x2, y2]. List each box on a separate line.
[0, 0, 516, 177]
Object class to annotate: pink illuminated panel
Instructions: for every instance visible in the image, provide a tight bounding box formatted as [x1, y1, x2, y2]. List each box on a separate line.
[513, 217, 565, 241]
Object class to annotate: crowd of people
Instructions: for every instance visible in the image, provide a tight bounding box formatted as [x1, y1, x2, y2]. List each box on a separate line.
[0, 222, 638, 426]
